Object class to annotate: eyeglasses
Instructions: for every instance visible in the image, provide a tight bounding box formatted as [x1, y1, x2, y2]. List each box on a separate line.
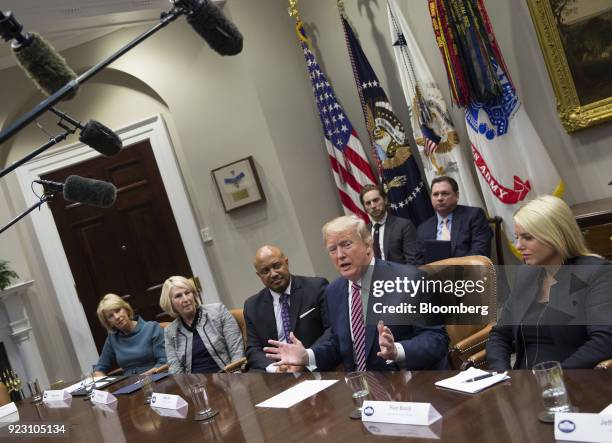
[257, 261, 284, 277]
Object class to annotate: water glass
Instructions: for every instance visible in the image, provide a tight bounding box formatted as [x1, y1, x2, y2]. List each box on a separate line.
[189, 382, 217, 421]
[344, 372, 369, 399]
[140, 375, 154, 404]
[28, 379, 42, 403]
[80, 372, 95, 399]
[532, 361, 571, 418]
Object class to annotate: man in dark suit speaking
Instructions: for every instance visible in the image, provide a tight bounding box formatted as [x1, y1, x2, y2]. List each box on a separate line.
[417, 176, 492, 264]
[359, 184, 418, 265]
[264, 216, 448, 371]
[244, 245, 330, 372]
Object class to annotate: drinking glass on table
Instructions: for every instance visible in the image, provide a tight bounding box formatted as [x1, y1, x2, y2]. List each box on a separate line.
[139, 375, 154, 404]
[189, 382, 218, 421]
[532, 361, 573, 421]
[80, 372, 96, 399]
[344, 372, 369, 419]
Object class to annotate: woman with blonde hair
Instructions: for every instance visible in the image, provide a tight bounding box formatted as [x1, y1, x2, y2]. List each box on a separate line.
[160, 276, 244, 373]
[93, 294, 166, 376]
[487, 195, 612, 369]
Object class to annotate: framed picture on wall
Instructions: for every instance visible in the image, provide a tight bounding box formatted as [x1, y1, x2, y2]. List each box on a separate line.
[211, 156, 265, 212]
[527, 0, 612, 132]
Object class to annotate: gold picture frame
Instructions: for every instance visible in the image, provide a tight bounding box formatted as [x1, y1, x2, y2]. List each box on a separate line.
[526, 0, 612, 132]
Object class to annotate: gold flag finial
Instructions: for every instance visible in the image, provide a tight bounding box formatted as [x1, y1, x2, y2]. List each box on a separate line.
[337, 0, 346, 16]
[288, 0, 300, 19]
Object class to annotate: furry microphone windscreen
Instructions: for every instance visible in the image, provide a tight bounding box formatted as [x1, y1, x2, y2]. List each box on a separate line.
[63, 175, 117, 208]
[79, 120, 122, 156]
[12, 33, 78, 99]
[187, 0, 243, 56]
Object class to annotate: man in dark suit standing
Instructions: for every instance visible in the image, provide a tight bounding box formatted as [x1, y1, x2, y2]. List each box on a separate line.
[244, 245, 330, 372]
[264, 216, 449, 371]
[359, 184, 418, 265]
[416, 176, 492, 264]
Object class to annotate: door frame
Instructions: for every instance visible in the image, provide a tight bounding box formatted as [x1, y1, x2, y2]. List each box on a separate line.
[15, 114, 219, 374]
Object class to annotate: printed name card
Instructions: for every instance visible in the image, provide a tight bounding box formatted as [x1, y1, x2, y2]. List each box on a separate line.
[361, 401, 441, 426]
[0, 402, 17, 419]
[43, 390, 71, 402]
[601, 403, 612, 415]
[150, 393, 187, 410]
[91, 389, 117, 405]
[43, 398, 72, 408]
[555, 413, 612, 442]
[152, 404, 189, 419]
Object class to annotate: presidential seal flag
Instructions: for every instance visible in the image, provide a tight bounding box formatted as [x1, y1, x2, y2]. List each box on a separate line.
[386, 0, 482, 208]
[295, 20, 376, 222]
[428, 0, 564, 252]
[340, 14, 433, 226]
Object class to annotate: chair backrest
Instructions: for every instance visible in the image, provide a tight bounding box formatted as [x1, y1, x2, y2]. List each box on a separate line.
[229, 308, 247, 349]
[0, 382, 10, 406]
[487, 216, 504, 265]
[419, 255, 497, 347]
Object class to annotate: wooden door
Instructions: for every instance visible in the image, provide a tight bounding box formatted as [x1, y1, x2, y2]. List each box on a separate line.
[42, 140, 193, 352]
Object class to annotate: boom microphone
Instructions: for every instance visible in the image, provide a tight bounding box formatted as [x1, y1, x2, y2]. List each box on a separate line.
[174, 0, 243, 55]
[0, 11, 78, 98]
[34, 175, 117, 208]
[50, 107, 122, 156]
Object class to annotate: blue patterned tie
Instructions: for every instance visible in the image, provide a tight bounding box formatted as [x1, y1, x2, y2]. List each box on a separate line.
[280, 294, 292, 344]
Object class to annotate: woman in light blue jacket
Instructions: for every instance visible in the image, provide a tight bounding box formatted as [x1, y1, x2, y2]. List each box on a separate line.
[93, 294, 166, 376]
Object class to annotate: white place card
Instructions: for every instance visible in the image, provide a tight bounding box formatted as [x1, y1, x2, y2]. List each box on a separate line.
[43, 390, 71, 402]
[555, 413, 612, 442]
[601, 404, 612, 415]
[361, 401, 441, 426]
[152, 404, 189, 419]
[363, 421, 442, 439]
[256, 380, 338, 408]
[0, 402, 17, 419]
[91, 389, 117, 405]
[150, 393, 187, 410]
[43, 399, 72, 408]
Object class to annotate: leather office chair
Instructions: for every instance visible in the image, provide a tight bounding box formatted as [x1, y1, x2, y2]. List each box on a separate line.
[221, 309, 248, 373]
[0, 382, 10, 406]
[420, 255, 497, 369]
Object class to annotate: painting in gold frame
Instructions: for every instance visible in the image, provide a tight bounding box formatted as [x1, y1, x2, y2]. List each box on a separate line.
[526, 0, 612, 132]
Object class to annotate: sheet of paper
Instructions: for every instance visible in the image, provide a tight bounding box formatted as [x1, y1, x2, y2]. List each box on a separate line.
[256, 380, 337, 408]
[65, 376, 105, 394]
[434, 367, 509, 394]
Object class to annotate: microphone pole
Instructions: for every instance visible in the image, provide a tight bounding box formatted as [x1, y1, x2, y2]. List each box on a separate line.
[0, 7, 185, 146]
[0, 129, 72, 178]
[0, 192, 55, 235]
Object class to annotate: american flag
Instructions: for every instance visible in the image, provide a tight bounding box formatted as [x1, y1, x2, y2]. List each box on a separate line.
[420, 124, 442, 156]
[297, 22, 376, 223]
[341, 15, 434, 226]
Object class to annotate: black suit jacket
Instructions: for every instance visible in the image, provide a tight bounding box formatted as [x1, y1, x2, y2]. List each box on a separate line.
[416, 205, 492, 264]
[487, 256, 612, 370]
[244, 275, 330, 371]
[368, 214, 418, 265]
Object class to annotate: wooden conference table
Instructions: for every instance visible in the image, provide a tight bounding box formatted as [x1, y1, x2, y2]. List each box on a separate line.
[4, 370, 612, 442]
